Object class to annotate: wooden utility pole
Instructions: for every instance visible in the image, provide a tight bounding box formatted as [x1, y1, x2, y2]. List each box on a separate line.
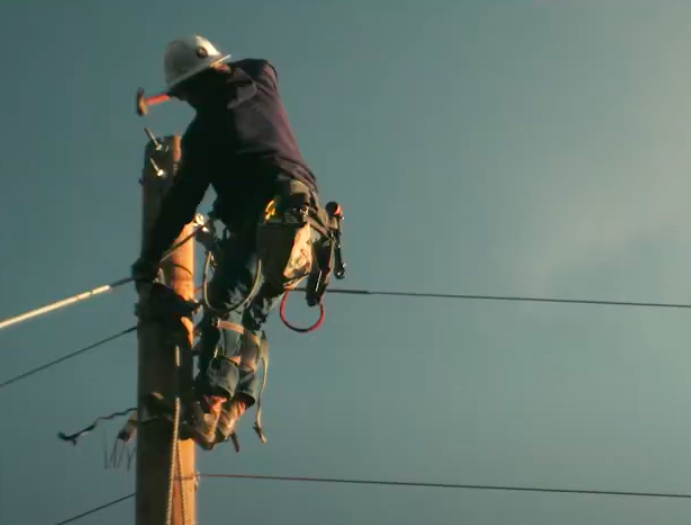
[136, 134, 197, 525]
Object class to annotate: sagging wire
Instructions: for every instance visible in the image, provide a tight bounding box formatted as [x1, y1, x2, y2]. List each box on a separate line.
[58, 407, 136, 446]
[103, 429, 136, 471]
[0, 325, 137, 391]
[10, 283, 691, 395]
[48, 474, 691, 525]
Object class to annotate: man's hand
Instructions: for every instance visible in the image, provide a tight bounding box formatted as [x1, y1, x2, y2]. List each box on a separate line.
[131, 257, 160, 292]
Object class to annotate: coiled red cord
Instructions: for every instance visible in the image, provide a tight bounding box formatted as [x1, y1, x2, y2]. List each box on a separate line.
[279, 291, 325, 333]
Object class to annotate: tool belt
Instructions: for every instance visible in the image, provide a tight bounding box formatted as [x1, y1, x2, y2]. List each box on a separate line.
[256, 178, 345, 306]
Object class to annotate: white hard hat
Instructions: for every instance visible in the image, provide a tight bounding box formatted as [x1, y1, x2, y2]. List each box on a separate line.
[163, 35, 231, 93]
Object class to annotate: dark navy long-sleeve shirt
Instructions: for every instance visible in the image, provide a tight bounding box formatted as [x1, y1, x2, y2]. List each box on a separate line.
[141, 58, 318, 263]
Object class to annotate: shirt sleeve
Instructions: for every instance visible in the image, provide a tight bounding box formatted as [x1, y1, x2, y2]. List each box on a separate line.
[141, 128, 212, 263]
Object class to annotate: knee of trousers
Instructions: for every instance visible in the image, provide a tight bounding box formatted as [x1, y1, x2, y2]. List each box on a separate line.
[198, 357, 241, 399]
[234, 368, 260, 408]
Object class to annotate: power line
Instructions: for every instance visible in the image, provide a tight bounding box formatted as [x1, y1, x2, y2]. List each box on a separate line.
[51, 493, 134, 525]
[201, 472, 691, 500]
[0, 326, 136, 391]
[46, 472, 691, 524]
[324, 288, 691, 311]
[4, 286, 691, 392]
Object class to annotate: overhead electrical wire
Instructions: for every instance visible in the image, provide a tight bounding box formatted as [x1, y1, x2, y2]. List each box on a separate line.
[4, 286, 691, 392]
[49, 473, 691, 525]
[30, 283, 691, 524]
[3, 277, 690, 337]
[51, 492, 135, 525]
[0, 326, 136, 391]
[323, 288, 691, 310]
[200, 472, 691, 499]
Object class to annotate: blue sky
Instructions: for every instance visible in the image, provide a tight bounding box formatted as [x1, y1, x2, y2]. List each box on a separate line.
[2, 1, 691, 524]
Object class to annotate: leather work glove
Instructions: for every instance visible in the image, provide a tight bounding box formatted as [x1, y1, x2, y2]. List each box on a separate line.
[131, 257, 159, 292]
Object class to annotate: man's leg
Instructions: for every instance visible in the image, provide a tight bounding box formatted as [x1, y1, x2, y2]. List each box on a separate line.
[215, 283, 284, 444]
[190, 233, 259, 448]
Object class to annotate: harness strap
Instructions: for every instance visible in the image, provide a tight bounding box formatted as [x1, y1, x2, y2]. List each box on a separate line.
[253, 332, 269, 443]
[213, 320, 269, 444]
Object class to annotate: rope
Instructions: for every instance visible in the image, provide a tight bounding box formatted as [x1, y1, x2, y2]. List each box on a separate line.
[166, 345, 182, 525]
[0, 219, 208, 333]
[176, 444, 189, 525]
[175, 345, 189, 525]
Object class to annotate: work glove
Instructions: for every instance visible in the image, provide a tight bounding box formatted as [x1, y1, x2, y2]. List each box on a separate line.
[131, 257, 159, 292]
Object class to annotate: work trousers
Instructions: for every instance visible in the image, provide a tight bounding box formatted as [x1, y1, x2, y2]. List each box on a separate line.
[194, 219, 283, 407]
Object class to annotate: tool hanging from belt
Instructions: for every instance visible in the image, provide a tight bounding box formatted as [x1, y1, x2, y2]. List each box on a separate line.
[277, 199, 346, 332]
[255, 180, 347, 333]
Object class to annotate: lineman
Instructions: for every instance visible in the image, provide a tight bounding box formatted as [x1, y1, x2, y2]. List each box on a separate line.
[132, 35, 323, 450]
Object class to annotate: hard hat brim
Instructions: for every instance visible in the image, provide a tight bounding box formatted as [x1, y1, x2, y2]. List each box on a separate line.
[164, 53, 232, 94]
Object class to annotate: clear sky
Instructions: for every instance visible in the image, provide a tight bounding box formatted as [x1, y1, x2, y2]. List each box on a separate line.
[1, 1, 691, 524]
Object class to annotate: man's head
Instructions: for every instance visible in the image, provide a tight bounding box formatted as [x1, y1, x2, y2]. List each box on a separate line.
[163, 35, 232, 102]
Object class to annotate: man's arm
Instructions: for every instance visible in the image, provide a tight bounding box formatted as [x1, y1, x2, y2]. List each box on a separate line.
[138, 132, 212, 268]
[140, 161, 209, 263]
